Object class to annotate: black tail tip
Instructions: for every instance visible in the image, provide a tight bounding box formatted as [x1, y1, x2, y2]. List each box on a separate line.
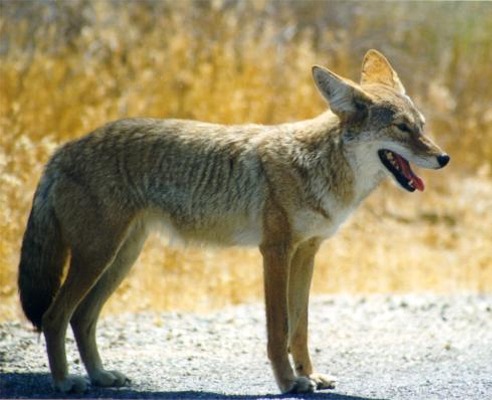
[24, 310, 43, 332]
[19, 295, 46, 332]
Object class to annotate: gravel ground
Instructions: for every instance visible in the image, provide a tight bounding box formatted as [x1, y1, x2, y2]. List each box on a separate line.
[1, 294, 491, 399]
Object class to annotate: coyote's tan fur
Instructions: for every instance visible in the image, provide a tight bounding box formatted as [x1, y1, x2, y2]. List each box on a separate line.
[19, 50, 449, 394]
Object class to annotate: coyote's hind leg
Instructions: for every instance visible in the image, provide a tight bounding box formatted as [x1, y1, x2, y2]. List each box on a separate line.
[71, 222, 148, 388]
[43, 245, 124, 393]
[42, 179, 134, 393]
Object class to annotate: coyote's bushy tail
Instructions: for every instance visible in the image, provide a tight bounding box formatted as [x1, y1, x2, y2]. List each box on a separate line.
[18, 174, 68, 331]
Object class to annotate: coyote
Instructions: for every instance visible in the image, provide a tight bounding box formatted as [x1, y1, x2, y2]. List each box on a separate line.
[19, 50, 449, 394]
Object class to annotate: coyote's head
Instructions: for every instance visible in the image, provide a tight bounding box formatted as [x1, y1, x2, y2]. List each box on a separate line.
[312, 49, 449, 192]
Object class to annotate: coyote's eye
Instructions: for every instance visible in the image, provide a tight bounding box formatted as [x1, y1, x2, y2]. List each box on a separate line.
[396, 123, 412, 133]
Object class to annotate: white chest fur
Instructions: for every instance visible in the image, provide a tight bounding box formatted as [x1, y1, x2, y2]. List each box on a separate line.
[292, 199, 356, 241]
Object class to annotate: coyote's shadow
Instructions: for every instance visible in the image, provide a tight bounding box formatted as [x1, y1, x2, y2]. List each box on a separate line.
[0, 372, 381, 399]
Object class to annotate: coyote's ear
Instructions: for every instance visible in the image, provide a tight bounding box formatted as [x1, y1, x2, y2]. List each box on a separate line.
[361, 49, 406, 94]
[312, 65, 373, 120]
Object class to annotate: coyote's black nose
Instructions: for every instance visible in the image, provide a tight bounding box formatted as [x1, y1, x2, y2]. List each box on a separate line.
[437, 154, 450, 168]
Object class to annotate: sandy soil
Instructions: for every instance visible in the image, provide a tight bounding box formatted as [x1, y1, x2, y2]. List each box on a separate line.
[1, 294, 491, 399]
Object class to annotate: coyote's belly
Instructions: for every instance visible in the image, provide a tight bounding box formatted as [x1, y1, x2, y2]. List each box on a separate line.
[143, 208, 263, 247]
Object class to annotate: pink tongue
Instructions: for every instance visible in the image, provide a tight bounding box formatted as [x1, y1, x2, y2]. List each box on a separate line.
[397, 156, 425, 191]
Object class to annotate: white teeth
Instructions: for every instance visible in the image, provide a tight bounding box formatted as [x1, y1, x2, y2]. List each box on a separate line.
[385, 151, 400, 170]
[409, 179, 414, 188]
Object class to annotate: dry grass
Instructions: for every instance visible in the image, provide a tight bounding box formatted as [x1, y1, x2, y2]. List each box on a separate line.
[1, 1, 491, 321]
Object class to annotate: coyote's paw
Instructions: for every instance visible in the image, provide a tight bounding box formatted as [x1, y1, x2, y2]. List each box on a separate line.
[90, 369, 130, 387]
[53, 375, 89, 393]
[283, 376, 316, 394]
[309, 372, 337, 390]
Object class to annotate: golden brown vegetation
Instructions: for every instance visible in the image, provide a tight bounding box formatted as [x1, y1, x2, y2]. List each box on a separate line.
[1, 1, 491, 321]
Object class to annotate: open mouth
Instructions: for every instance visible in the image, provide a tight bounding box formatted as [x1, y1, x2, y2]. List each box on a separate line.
[378, 149, 425, 192]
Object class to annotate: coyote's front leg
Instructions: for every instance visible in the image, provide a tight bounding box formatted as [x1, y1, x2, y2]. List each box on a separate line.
[261, 239, 316, 394]
[288, 238, 337, 390]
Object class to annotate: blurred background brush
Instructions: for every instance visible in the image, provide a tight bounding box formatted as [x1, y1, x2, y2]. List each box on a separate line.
[1, 0, 491, 321]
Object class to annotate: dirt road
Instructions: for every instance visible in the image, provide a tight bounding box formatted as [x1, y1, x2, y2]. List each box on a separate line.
[1, 294, 491, 399]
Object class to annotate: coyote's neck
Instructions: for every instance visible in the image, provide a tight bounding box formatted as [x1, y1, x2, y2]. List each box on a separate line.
[289, 111, 385, 214]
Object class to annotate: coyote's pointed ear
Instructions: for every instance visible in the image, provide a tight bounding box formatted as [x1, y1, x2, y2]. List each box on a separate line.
[361, 49, 406, 94]
[312, 65, 373, 120]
